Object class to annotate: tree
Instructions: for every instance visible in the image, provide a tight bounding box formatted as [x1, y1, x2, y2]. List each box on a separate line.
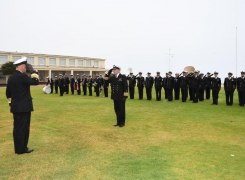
[1, 62, 15, 84]
[1, 61, 15, 75]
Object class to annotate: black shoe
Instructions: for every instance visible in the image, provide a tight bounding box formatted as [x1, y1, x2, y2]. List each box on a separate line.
[119, 125, 124, 127]
[114, 124, 119, 126]
[16, 148, 34, 155]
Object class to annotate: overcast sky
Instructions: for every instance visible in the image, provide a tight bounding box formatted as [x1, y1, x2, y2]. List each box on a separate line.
[0, 0, 244, 79]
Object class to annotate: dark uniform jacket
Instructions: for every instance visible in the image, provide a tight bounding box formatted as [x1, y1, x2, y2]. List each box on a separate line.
[127, 76, 136, 88]
[136, 76, 145, 87]
[59, 78, 64, 87]
[211, 77, 221, 90]
[70, 77, 75, 86]
[190, 76, 200, 89]
[154, 76, 162, 89]
[6, 70, 39, 113]
[199, 77, 206, 89]
[224, 77, 236, 91]
[173, 77, 180, 88]
[236, 77, 245, 91]
[145, 76, 154, 88]
[180, 76, 189, 89]
[165, 76, 174, 89]
[110, 74, 128, 101]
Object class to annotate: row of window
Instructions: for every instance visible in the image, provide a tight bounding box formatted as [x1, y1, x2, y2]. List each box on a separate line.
[0, 55, 99, 67]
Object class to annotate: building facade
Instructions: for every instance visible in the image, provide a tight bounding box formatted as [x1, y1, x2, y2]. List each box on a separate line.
[0, 51, 107, 85]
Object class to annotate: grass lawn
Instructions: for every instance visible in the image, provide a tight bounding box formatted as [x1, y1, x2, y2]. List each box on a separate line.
[0, 86, 245, 180]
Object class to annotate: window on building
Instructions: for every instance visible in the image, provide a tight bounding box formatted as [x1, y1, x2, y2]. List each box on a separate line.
[38, 57, 45, 65]
[78, 60, 83, 66]
[86, 60, 91, 67]
[94, 61, 98, 67]
[60, 59, 66, 66]
[27, 57, 34, 65]
[69, 59, 75, 66]
[13, 56, 21, 62]
[0, 55, 7, 64]
[49, 58, 56, 65]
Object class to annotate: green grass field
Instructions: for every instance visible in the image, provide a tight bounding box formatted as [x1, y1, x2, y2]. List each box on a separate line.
[0, 86, 245, 180]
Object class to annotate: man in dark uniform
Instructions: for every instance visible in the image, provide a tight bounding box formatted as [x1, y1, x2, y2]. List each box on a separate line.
[82, 74, 87, 95]
[173, 73, 180, 100]
[145, 72, 154, 100]
[75, 74, 81, 95]
[165, 71, 174, 101]
[106, 65, 128, 127]
[6, 57, 39, 154]
[180, 71, 189, 102]
[224, 72, 236, 106]
[136, 72, 144, 100]
[211, 71, 221, 105]
[64, 74, 70, 94]
[70, 74, 75, 95]
[236, 71, 245, 106]
[103, 73, 109, 97]
[94, 74, 100, 97]
[205, 72, 212, 99]
[127, 72, 136, 99]
[87, 75, 93, 96]
[99, 74, 105, 95]
[154, 72, 162, 101]
[54, 76, 59, 94]
[188, 71, 194, 101]
[58, 74, 65, 96]
[162, 72, 168, 99]
[198, 73, 206, 101]
[191, 71, 200, 103]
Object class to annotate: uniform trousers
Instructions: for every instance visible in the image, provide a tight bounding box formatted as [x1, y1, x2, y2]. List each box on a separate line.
[146, 88, 152, 100]
[192, 88, 199, 103]
[59, 86, 64, 96]
[55, 85, 58, 94]
[114, 99, 126, 126]
[83, 85, 87, 95]
[138, 87, 144, 99]
[206, 87, 211, 99]
[166, 88, 173, 101]
[225, 91, 234, 105]
[104, 87, 108, 97]
[199, 88, 205, 101]
[88, 86, 92, 96]
[70, 84, 74, 94]
[129, 87, 135, 99]
[155, 88, 162, 101]
[13, 112, 31, 154]
[174, 87, 180, 100]
[238, 91, 245, 106]
[212, 89, 220, 104]
[181, 88, 188, 102]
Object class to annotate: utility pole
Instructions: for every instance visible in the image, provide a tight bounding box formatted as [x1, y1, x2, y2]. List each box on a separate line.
[166, 49, 174, 71]
[236, 27, 237, 77]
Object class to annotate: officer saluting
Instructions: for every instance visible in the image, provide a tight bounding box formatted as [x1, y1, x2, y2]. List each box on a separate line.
[6, 57, 39, 154]
[236, 71, 245, 106]
[136, 72, 144, 100]
[106, 65, 128, 127]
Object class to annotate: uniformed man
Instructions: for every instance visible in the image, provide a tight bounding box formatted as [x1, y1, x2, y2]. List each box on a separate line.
[6, 57, 39, 154]
[154, 72, 162, 101]
[82, 74, 87, 95]
[106, 65, 128, 127]
[165, 71, 174, 101]
[162, 72, 168, 99]
[75, 74, 81, 95]
[127, 72, 136, 99]
[70, 74, 75, 95]
[145, 72, 154, 100]
[191, 71, 200, 103]
[198, 73, 206, 101]
[54, 76, 59, 94]
[64, 74, 70, 94]
[173, 73, 180, 100]
[94, 74, 100, 97]
[136, 72, 144, 100]
[224, 72, 236, 106]
[58, 74, 65, 96]
[180, 71, 189, 102]
[211, 71, 221, 105]
[205, 72, 212, 99]
[99, 74, 105, 95]
[236, 71, 245, 106]
[188, 71, 194, 101]
[103, 73, 109, 97]
[87, 75, 93, 96]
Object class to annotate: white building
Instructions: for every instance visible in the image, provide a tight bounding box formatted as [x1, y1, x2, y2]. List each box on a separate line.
[0, 51, 107, 85]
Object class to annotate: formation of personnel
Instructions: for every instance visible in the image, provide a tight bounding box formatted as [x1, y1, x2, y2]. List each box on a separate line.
[45, 70, 245, 107]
